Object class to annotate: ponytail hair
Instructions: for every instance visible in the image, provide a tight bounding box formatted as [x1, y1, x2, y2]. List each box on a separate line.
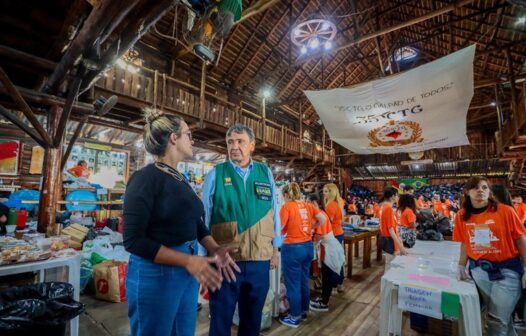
[282, 182, 302, 201]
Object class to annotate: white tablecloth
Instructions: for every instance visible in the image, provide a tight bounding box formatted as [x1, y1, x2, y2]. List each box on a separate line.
[379, 240, 482, 336]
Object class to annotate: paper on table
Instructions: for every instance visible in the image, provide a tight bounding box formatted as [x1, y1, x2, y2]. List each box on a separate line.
[408, 273, 449, 286]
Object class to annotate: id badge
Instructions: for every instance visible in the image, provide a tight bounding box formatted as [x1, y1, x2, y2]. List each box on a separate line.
[255, 182, 272, 201]
[473, 227, 491, 245]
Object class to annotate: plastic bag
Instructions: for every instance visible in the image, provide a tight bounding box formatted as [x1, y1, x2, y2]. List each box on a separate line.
[232, 290, 274, 330]
[0, 282, 84, 331]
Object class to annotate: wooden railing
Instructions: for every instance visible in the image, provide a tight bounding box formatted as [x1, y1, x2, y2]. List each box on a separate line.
[96, 66, 335, 164]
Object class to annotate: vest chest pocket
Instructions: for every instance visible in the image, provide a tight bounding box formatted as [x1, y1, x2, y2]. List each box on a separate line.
[211, 221, 238, 245]
[254, 182, 272, 201]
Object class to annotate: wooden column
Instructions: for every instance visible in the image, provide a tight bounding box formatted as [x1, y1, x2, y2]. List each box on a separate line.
[505, 49, 519, 136]
[199, 61, 206, 128]
[299, 103, 304, 159]
[38, 105, 63, 234]
[495, 84, 502, 132]
[262, 97, 267, 146]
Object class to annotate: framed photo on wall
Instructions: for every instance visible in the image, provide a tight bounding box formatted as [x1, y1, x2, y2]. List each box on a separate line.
[0, 140, 20, 175]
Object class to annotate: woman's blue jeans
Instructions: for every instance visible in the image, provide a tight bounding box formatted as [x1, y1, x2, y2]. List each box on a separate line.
[126, 240, 199, 336]
[471, 266, 522, 336]
[281, 241, 314, 318]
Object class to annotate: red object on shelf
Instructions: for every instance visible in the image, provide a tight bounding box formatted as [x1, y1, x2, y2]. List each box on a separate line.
[95, 220, 106, 229]
[16, 208, 27, 230]
[117, 217, 123, 233]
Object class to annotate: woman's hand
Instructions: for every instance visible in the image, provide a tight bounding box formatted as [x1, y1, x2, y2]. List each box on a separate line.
[270, 253, 279, 270]
[185, 255, 223, 292]
[211, 246, 241, 283]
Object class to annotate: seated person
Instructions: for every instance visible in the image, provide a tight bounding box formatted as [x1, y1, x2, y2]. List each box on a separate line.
[68, 160, 91, 179]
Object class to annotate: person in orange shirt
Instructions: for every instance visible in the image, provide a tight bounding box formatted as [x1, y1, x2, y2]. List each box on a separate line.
[432, 194, 443, 216]
[365, 203, 374, 217]
[380, 187, 407, 271]
[454, 176, 526, 335]
[441, 198, 451, 219]
[279, 183, 326, 328]
[307, 194, 345, 312]
[398, 194, 417, 248]
[347, 200, 357, 215]
[373, 202, 380, 218]
[323, 183, 345, 292]
[68, 160, 91, 179]
[416, 195, 426, 209]
[512, 195, 526, 224]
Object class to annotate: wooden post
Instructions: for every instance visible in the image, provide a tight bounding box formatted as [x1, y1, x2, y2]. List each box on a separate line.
[153, 70, 158, 109]
[495, 84, 502, 132]
[262, 97, 267, 146]
[505, 49, 519, 136]
[281, 125, 285, 152]
[199, 61, 206, 128]
[299, 103, 304, 159]
[54, 77, 82, 147]
[61, 115, 88, 170]
[322, 129, 326, 159]
[38, 105, 63, 234]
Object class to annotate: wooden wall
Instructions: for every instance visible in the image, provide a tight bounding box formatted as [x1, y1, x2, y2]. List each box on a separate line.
[0, 125, 138, 190]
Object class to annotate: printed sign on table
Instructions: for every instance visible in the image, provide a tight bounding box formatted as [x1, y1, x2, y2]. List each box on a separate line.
[398, 284, 443, 319]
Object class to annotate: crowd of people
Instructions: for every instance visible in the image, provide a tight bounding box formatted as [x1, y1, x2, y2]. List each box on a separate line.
[122, 108, 526, 335]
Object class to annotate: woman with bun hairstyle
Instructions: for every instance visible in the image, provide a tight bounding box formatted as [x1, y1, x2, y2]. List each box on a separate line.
[124, 108, 239, 336]
[279, 182, 326, 328]
[454, 176, 526, 336]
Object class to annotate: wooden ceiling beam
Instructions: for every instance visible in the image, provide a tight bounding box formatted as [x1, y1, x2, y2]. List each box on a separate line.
[45, 0, 139, 93]
[230, 1, 295, 87]
[80, 0, 175, 93]
[237, 0, 283, 25]
[0, 66, 53, 146]
[45, 0, 90, 61]
[0, 105, 47, 148]
[296, 0, 475, 64]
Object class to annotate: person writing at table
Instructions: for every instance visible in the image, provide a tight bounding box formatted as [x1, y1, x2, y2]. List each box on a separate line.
[124, 109, 239, 336]
[454, 176, 526, 336]
[68, 160, 91, 179]
[379, 187, 407, 272]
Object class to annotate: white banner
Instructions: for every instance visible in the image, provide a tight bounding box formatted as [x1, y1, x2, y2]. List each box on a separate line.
[304, 45, 476, 154]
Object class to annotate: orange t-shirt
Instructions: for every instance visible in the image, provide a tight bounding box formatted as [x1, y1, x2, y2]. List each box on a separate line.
[453, 203, 526, 262]
[514, 203, 526, 223]
[280, 201, 319, 244]
[416, 198, 425, 209]
[433, 200, 443, 214]
[365, 205, 374, 215]
[400, 208, 417, 229]
[380, 203, 400, 251]
[314, 211, 332, 262]
[69, 165, 90, 178]
[373, 203, 380, 217]
[326, 201, 344, 236]
[442, 203, 451, 219]
[314, 211, 332, 237]
[347, 203, 357, 213]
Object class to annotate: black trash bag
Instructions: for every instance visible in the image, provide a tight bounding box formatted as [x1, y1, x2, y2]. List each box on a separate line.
[436, 217, 452, 236]
[0, 282, 84, 336]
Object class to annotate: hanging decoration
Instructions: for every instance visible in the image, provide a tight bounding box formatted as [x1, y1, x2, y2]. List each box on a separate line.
[291, 19, 337, 54]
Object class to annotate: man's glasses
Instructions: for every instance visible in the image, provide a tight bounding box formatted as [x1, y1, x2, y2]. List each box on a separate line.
[182, 130, 192, 141]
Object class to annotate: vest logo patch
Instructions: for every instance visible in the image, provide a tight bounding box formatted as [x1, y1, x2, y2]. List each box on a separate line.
[224, 177, 232, 186]
[255, 182, 272, 201]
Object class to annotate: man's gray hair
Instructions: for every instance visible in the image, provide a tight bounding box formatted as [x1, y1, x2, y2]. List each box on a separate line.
[226, 123, 255, 141]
